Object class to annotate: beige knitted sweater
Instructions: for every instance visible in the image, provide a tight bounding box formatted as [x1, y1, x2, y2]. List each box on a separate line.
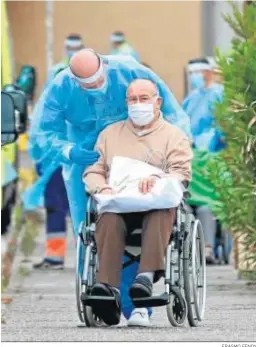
[83, 116, 193, 194]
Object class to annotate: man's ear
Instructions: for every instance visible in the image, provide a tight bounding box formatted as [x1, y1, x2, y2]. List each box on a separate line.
[157, 96, 162, 108]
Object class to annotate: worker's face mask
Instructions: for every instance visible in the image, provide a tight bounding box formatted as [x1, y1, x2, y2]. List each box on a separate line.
[128, 103, 155, 126]
[82, 77, 108, 95]
[189, 72, 205, 90]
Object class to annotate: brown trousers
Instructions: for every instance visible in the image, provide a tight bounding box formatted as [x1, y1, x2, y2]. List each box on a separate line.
[95, 209, 175, 287]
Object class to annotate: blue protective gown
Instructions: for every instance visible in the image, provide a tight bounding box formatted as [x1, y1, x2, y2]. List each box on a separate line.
[27, 54, 191, 319]
[182, 83, 225, 153]
[22, 59, 71, 211]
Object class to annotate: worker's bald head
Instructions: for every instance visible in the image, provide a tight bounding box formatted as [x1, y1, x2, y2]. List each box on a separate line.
[69, 48, 106, 90]
[70, 49, 100, 78]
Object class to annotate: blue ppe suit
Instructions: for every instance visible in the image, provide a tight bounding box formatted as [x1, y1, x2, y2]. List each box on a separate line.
[182, 83, 225, 153]
[28, 54, 191, 319]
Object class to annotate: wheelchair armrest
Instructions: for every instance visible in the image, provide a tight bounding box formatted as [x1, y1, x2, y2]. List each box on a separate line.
[86, 194, 97, 211]
[183, 189, 191, 199]
[182, 180, 189, 189]
[181, 181, 191, 199]
[86, 194, 98, 224]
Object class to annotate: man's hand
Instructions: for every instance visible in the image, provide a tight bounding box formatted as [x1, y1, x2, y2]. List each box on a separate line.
[138, 175, 159, 194]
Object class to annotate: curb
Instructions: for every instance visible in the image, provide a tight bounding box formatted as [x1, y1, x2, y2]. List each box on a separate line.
[1, 204, 24, 292]
[1, 208, 42, 324]
[1, 206, 42, 292]
[1, 161, 38, 292]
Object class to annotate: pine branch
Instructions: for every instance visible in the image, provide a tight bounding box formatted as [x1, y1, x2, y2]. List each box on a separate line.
[223, 2, 247, 39]
[205, 1, 256, 266]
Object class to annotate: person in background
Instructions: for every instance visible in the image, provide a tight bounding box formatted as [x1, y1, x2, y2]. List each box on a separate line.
[182, 57, 225, 264]
[183, 57, 225, 154]
[110, 31, 140, 62]
[187, 58, 206, 92]
[33, 33, 84, 270]
[187, 57, 223, 93]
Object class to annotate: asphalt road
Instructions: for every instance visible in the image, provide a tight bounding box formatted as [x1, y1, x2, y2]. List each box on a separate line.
[2, 219, 256, 342]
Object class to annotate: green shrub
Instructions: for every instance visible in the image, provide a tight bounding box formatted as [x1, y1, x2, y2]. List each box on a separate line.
[206, 2, 256, 263]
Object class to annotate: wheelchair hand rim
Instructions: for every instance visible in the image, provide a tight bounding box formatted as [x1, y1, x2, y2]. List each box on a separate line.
[191, 219, 206, 321]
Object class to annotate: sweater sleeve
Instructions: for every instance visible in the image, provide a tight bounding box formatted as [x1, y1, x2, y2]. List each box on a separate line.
[165, 135, 193, 182]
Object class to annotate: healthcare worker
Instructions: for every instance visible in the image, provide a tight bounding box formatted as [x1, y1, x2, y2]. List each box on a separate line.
[33, 34, 84, 270]
[183, 57, 225, 264]
[27, 48, 191, 327]
[187, 58, 206, 91]
[110, 31, 140, 62]
[183, 57, 225, 152]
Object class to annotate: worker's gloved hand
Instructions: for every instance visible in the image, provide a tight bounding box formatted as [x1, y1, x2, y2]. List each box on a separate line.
[69, 144, 100, 166]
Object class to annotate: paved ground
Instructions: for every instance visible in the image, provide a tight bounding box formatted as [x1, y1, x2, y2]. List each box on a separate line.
[2, 218, 256, 342]
[2, 152, 256, 341]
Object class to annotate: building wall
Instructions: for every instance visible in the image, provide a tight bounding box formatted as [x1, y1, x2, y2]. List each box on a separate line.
[202, 0, 245, 56]
[7, 1, 201, 101]
[7, 1, 46, 98]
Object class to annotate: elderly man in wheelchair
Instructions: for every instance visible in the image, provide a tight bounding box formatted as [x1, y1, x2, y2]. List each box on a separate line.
[79, 79, 206, 328]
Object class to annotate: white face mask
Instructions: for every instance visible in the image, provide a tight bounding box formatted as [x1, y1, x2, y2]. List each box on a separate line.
[128, 103, 155, 126]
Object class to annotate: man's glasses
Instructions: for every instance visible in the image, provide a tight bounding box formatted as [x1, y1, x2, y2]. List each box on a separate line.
[126, 93, 158, 104]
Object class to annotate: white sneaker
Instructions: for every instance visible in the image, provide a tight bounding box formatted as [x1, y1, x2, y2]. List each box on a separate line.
[127, 308, 150, 327]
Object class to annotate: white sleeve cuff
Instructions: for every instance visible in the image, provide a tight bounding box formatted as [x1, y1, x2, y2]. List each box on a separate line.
[62, 144, 74, 160]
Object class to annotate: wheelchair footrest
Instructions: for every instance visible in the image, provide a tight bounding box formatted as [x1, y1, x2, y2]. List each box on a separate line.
[132, 293, 169, 308]
[80, 293, 115, 307]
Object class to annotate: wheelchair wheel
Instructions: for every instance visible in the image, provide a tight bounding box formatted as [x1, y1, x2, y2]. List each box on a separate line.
[76, 225, 85, 323]
[76, 222, 104, 327]
[167, 293, 187, 327]
[82, 253, 104, 328]
[166, 238, 187, 327]
[83, 305, 104, 327]
[183, 216, 206, 326]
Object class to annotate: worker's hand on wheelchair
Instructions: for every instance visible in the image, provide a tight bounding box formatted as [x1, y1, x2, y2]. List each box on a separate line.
[138, 175, 159, 194]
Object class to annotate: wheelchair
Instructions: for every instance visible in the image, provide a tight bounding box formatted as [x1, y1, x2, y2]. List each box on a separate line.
[75, 193, 206, 328]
